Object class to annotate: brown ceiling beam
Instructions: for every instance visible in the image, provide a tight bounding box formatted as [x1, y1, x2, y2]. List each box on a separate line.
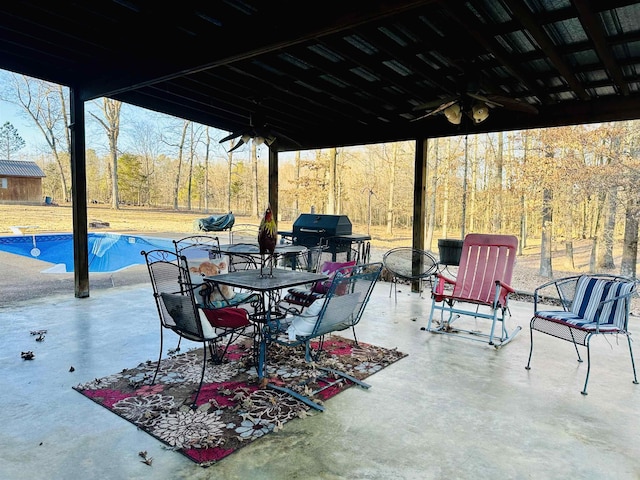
[442, 2, 546, 103]
[502, 0, 590, 101]
[573, 0, 629, 95]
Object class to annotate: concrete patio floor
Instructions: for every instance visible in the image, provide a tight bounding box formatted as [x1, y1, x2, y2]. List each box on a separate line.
[1, 278, 639, 480]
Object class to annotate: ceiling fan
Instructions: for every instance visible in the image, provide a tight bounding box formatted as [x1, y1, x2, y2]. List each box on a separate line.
[219, 108, 299, 153]
[411, 71, 538, 126]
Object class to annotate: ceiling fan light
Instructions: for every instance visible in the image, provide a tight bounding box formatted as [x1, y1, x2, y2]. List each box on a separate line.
[264, 135, 276, 146]
[240, 134, 251, 144]
[472, 103, 489, 124]
[443, 103, 462, 124]
[254, 136, 264, 146]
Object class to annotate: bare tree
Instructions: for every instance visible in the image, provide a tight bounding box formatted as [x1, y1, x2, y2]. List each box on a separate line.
[203, 127, 211, 213]
[90, 98, 122, 209]
[384, 143, 397, 235]
[5, 75, 70, 200]
[173, 120, 189, 210]
[251, 142, 259, 217]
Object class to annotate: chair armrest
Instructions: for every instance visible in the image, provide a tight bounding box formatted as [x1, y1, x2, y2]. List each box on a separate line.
[496, 280, 515, 294]
[494, 280, 515, 308]
[432, 272, 456, 301]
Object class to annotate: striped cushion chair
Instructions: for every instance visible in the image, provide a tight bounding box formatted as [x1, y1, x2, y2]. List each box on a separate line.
[525, 274, 638, 395]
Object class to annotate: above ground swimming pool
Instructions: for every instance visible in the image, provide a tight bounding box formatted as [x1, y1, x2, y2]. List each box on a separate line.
[0, 233, 176, 273]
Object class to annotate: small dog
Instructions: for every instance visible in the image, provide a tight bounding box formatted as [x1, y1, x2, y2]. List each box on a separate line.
[190, 260, 235, 302]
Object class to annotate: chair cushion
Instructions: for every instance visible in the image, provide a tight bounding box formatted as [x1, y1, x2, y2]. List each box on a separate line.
[570, 276, 634, 328]
[284, 287, 325, 307]
[312, 260, 356, 294]
[286, 298, 327, 339]
[533, 311, 621, 332]
[205, 291, 256, 309]
[201, 307, 250, 328]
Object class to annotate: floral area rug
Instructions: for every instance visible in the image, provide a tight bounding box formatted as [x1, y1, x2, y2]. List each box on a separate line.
[73, 336, 407, 466]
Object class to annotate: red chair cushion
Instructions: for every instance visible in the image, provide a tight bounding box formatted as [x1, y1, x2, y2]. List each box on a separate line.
[313, 260, 357, 294]
[202, 307, 250, 328]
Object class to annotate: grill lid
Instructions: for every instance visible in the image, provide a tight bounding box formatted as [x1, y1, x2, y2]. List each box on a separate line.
[292, 214, 352, 236]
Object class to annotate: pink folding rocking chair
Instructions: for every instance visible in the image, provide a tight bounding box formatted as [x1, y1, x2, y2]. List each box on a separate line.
[425, 233, 521, 348]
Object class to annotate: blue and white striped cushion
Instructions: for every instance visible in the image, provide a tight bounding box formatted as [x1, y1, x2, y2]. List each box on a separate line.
[536, 276, 634, 331]
[534, 310, 620, 331]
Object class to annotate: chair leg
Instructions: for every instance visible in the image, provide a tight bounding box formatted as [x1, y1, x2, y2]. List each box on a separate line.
[210, 327, 246, 364]
[152, 324, 164, 384]
[581, 337, 592, 395]
[627, 334, 639, 385]
[191, 344, 208, 409]
[525, 323, 534, 370]
[569, 329, 583, 362]
[488, 310, 498, 346]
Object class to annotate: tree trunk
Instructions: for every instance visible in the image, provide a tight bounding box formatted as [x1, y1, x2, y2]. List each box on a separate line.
[621, 197, 638, 278]
[596, 188, 616, 269]
[589, 192, 606, 273]
[442, 140, 450, 239]
[204, 128, 210, 213]
[539, 187, 553, 277]
[426, 139, 438, 251]
[469, 136, 477, 234]
[491, 131, 504, 232]
[186, 122, 194, 211]
[565, 241, 575, 269]
[173, 120, 188, 210]
[386, 144, 397, 235]
[251, 142, 259, 217]
[460, 135, 469, 238]
[328, 147, 337, 214]
[227, 142, 233, 213]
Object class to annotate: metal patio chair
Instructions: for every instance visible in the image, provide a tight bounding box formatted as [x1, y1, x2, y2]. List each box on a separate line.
[271, 262, 383, 410]
[141, 249, 254, 408]
[382, 247, 438, 303]
[525, 274, 638, 395]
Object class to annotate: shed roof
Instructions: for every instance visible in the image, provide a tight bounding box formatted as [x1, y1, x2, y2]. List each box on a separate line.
[0, 160, 45, 178]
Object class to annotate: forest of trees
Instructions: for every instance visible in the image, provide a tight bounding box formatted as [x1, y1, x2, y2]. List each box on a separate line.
[2, 72, 640, 278]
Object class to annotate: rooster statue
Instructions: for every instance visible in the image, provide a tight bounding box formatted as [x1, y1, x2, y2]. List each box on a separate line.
[258, 203, 277, 277]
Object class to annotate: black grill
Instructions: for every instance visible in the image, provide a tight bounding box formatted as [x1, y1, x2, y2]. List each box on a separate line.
[292, 214, 352, 249]
[287, 214, 370, 264]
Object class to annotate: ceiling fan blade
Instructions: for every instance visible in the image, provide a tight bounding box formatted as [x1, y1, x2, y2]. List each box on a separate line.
[227, 138, 247, 153]
[467, 92, 502, 108]
[413, 95, 458, 112]
[219, 128, 251, 144]
[484, 95, 539, 114]
[411, 99, 459, 122]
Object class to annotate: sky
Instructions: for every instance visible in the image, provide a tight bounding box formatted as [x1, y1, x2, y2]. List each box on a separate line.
[0, 98, 41, 149]
[0, 68, 301, 163]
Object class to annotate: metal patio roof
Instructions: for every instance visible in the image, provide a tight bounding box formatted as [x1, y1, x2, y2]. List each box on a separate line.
[1, 0, 639, 152]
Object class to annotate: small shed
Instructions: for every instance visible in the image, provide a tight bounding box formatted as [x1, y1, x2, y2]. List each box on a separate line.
[0, 159, 46, 204]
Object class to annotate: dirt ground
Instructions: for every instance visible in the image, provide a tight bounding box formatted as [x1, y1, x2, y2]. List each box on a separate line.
[0, 204, 635, 309]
